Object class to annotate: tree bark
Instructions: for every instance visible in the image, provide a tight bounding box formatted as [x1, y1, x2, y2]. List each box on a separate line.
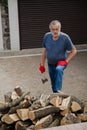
[15, 121, 30, 130]
[48, 118, 60, 127]
[35, 115, 53, 130]
[8, 100, 31, 114]
[84, 104, 87, 113]
[77, 113, 87, 121]
[28, 105, 59, 120]
[71, 96, 85, 112]
[39, 94, 50, 107]
[60, 113, 81, 125]
[14, 86, 23, 96]
[4, 92, 12, 103]
[0, 91, 30, 113]
[0, 124, 7, 130]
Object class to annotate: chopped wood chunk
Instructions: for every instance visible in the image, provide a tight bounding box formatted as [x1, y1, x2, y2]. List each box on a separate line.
[71, 101, 81, 112]
[17, 109, 29, 121]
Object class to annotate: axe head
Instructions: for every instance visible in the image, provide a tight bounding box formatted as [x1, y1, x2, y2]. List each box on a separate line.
[41, 78, 48, 84]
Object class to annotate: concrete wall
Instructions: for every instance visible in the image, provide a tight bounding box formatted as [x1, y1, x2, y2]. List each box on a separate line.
[8, 0, 20, 50]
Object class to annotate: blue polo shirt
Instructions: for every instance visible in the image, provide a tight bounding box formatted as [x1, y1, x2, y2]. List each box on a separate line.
[43, 32, 75, 64]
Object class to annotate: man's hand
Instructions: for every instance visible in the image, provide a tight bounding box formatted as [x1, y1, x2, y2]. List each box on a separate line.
[57, 60, 68, 66]
[39, 64, 45, 73]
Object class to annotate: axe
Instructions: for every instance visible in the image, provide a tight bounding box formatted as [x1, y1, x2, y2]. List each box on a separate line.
[41, 72, 48, 84]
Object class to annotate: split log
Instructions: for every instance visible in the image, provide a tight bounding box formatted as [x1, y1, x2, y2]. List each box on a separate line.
[77, 113, 87, 121]
[61, 113, 81, 125]
[32, 119, 38, 125]
[0, 124, 7, 130]
[27, 95, 37, 104]
[28, 105, 59, 120]
[60, 109, 70, 116]
[28, 125, 35, 130]
[17, 109, 29, 121]
[14, 86, 23, 96]
[0, 91, 30, 112]
[71, 101, 81, 112]
[39, 94, 50, 107]
[0, 121, 2, 126]
[0, 90, 87, 130]
[0, 102, 6, 107]
[30, 94, 50, 110]
[5, 124, 15, 130]
[48, 118, 60, 127]
[11, 91, 20, 101]
[48, 93, 68, 101]
[35, 115, 53, 130]
[15, 121, 30, 130]
[66, 113, 81, 123]
[24, 95, 31, 101]
[4, 92, 12, 103]
[49, 96, 62, 107]
[30, 100, 43, 110]
[0, 113, 3, 119]
[59, 96, 71, 110]
[84, 104, 87, 113]
[49, 94, 85, 110]
[20, 119, 33, 127]
[8, 100, 31, 114]
[1, 113, 19, 124]
[71, 96, 85, 112]
[60, 116, 71, 125]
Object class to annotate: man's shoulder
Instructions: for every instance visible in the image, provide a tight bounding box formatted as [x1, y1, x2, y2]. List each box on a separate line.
[60, 32, 69, 38]
[44, 32, 52, 38]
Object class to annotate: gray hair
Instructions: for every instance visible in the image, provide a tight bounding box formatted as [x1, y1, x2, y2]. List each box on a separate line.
[49, 20, 61, 29]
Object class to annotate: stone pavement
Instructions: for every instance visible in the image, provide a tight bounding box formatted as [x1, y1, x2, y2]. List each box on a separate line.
[0, 50, 87, 102]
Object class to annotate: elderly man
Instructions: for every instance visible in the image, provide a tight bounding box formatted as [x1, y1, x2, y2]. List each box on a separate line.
[39, 20, 77, 93]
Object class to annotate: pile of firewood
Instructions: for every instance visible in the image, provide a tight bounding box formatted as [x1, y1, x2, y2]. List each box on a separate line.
[0, 86, 87, 130]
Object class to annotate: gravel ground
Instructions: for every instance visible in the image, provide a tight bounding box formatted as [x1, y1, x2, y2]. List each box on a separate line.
[0, 51, 87, 102]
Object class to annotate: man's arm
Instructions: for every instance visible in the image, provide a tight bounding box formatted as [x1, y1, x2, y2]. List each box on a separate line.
[40, 48, 46, 66]
[66, 47, 77, 63]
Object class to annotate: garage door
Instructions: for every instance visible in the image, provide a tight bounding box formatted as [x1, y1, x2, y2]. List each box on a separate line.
[18, 0, 87, 49]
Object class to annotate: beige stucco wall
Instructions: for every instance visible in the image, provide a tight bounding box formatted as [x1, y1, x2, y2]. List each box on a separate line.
[0, 4, 4, 50]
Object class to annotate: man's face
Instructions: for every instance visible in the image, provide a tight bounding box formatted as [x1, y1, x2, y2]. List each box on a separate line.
[50, 25, 60, 38]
